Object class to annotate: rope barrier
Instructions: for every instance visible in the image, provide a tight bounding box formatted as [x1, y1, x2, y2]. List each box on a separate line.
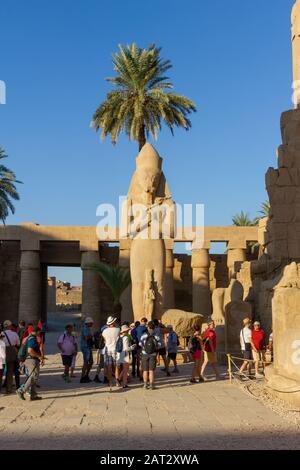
[226, 353, 271, 384]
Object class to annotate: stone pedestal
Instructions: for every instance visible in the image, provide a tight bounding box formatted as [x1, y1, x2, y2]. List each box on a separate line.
[163, 247, 175, 310]
[19, 251, 41, 324]
[191, 248, 211, 318]
[81, 251, 102, 329]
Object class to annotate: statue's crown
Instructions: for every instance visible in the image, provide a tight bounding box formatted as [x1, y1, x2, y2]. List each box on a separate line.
[136, 143, 162, 171]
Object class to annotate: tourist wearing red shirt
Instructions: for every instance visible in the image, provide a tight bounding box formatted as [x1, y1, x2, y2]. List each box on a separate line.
[201, 320, 221, 380]
[252, 321, 265, 378]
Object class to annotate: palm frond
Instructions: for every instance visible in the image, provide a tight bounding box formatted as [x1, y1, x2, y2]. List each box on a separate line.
[88, 261, 131, 302]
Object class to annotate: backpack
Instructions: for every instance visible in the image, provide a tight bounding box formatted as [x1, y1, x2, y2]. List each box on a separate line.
[4, 332, 18, 362]
[18, 335, 30, 362]
[94, 331, 105, 350]
[188, 336, 201, 354]
[144, 334, 158, 355]
[116, 336, 123, 353]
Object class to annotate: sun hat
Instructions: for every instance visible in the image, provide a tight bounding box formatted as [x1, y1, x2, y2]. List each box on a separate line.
[120, 324, 130, 334]
[107, 316, 117, 326]
[3, 320, 12, 329]
[84, 317, 94, 324]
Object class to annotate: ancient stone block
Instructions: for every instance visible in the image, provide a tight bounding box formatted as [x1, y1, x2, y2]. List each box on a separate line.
[224, 300, 252, 354]
[265, 168, 278, 187]
[272, 262, 300, 382]
[161, 309, 204, 337]
[277, 168, 293, 186]
[288, 239, 300, 259]
[269, 223, 287, 240]
[272, 204, 294, 223]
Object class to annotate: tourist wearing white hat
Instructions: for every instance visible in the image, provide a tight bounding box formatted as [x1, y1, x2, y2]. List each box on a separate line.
[2, 320, 20, 394]
[80, 317, 94, 384]
[115, 324, 136, 389]
[102, 316, 120, 390]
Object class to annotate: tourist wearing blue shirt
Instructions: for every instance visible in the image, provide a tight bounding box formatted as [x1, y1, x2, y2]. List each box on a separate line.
[16, 326, 44, 401]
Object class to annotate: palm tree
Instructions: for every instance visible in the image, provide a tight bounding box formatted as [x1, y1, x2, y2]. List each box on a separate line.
[0, 147, 22, 224]
[232, 211, 254, 226]
[91, 43, 197, 150]
[89, 261, 131, 320]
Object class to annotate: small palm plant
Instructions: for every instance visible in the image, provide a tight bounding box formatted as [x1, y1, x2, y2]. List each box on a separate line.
[92, 43, 196, 150]
[232, 211, 254, 226]
[0, 147, 22, 224]
[89, 261, 131, 320]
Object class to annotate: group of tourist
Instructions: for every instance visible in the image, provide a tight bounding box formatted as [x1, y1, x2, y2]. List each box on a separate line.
[57, 316, 222, 391]
[0, 312, 273, 401]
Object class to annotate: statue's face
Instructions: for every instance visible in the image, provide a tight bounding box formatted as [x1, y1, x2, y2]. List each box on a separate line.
[137, 168, 161, 195]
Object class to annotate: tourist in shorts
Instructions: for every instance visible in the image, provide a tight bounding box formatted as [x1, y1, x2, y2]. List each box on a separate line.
[166, 325, 179, 373]
[201, 319, 221, 380]
[102, 316, 120, 390]
[93, 325, 106, 383]
[135, 317, 148, 381]
[57, 324, 77, 382]
[153, 319, 170, 377]
[189, 324, 204, 383]
[115, 324, 136, 389]
[140, 321, 161, 390]
[238, 317, 253, 377]
[80, 317, 94, 383]
[252, 321, 266, 378]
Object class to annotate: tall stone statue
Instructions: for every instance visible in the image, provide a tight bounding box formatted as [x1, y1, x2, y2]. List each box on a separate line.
[123, 144, 175, 321]
[292, 0, 300, 108]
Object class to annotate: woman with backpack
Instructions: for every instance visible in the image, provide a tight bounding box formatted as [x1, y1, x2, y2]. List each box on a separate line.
[189, 324, 204, 384]
[115, 325, 136, 389]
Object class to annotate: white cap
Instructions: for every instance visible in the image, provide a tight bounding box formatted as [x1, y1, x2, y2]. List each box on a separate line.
[84, 317, 94, 324]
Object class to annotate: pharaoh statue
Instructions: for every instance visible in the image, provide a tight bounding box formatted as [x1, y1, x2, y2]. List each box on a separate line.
[122, 143, 175, 322]
[144, 269, 156, 318]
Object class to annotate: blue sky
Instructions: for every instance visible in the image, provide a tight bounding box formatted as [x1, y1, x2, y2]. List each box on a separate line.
[0, 0, 296, 284]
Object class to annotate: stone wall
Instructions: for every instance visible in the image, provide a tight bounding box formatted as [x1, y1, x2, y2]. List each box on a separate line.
[0, 241, 21, 324]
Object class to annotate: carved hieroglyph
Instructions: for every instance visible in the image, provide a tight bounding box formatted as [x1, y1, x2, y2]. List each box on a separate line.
[124, 144, 175, 321]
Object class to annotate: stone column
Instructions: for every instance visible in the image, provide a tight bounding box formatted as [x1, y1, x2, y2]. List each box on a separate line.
[191, 247, 211, 318]
[292, 0, 300, 108]
[19, 250, 41, 324]
[119, 239, 133, 323]
[163, 243, 175, 310]
[227, 248, 247, 279]
[81, 251, 102, 329]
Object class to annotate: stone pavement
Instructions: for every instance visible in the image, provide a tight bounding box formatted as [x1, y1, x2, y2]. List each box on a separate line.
[0, 317, 299, 450]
